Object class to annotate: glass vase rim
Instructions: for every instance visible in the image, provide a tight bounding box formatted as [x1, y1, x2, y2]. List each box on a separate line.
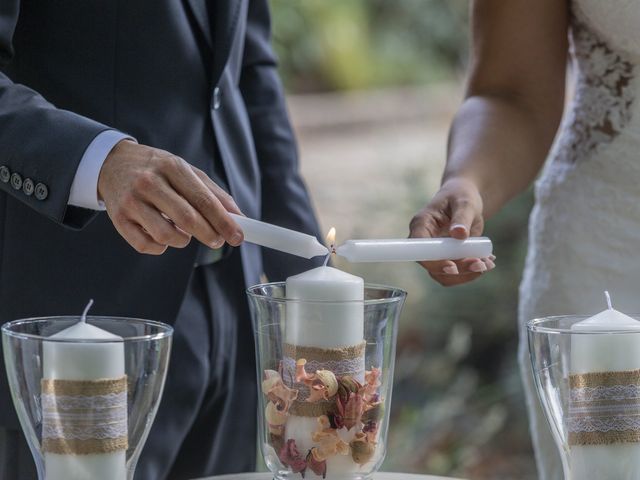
[528, 314, 640, 335]
[1, 316, 173, 343]
[247, 281, 407, 305]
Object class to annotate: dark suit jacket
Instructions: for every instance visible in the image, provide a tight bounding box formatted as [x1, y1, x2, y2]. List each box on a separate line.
[0, 0, 321, 427]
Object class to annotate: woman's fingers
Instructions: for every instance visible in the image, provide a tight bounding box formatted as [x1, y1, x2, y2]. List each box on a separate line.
[429, 270, 484, 287]
[449, 196, 477, 239]
[420, 256, 496, 286]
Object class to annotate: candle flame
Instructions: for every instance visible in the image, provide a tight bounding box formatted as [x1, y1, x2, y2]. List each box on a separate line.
[326, 227, 336, 247]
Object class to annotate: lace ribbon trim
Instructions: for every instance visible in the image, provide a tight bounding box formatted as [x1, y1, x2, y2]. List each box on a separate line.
[569, 369, 640, 445]
[41, 376, 128, 455]
[282, 342, 366, 417]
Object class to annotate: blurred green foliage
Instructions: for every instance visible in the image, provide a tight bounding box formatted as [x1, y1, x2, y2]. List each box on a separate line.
[271, 0, 470, 92]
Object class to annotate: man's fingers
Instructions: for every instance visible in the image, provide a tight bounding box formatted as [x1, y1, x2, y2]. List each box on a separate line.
[191, 167, 243, 215]
[114, 220, 168, 255]
[131, 202, 192, 248]
[163, 161, 243, 246]
[144, 179, 225, 249]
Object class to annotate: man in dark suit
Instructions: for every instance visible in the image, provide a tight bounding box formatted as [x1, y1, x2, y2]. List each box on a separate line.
[0, 0, 322, 478]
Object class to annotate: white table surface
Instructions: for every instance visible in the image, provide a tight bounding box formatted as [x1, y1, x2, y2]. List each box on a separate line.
[198, 473, 463, 480]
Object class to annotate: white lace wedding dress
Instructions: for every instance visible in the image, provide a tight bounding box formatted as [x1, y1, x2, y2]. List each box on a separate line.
[518, 0, 640, 478]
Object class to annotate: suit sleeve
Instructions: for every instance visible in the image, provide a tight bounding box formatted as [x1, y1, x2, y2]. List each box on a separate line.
[0, 1, 112, 229]
[239, 0, 324, 280]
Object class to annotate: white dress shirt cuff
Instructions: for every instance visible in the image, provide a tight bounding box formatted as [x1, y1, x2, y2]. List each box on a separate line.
[68, 130, 135, 211]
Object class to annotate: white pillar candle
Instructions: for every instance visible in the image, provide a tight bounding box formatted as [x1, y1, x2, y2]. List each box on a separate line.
[285, 266, 364, 479]
[569, 292, 640, 480]
[230, 213, 329, 259]
[42, 306, 126, 480]
[335, 237, 493, 263]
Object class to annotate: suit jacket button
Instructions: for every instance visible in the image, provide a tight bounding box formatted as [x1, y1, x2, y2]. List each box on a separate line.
[0, 166, 10, 183]
[34, 183, 48, 200]
[213, 87, 221, 110]
[10, 173, 22, 190]
[0, 165, 11, 183]
[22, 178, 34, 196]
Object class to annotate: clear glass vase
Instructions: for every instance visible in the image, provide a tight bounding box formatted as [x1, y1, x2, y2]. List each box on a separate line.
[528, 315, 640, 480]
[2, 316, 173, 480]
[248, 282, 406, 480]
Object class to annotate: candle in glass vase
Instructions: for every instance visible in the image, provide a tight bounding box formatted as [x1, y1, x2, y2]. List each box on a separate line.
[569, 292, 640, 479]
[42, 302, 127, 480]
[283, 237, 365, 478]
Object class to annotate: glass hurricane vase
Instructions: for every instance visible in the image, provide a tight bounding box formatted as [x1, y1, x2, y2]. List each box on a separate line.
[248, 282, 406, 480]
[2, 316, 173, 480]
[528, 315, 640, 480]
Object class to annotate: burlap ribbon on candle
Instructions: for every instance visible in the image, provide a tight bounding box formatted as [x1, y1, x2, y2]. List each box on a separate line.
[282, 341, 366, 417]
[569, 369, 640, 445]
[41, 376, 128, 455]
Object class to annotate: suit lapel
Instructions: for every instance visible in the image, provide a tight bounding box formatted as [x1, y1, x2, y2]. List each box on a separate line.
[211, 0, 243, 83]
[184, 0, 213, 51]
[183, 0, 243, 83]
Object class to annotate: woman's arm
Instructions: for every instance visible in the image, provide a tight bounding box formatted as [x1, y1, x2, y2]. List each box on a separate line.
[411, 0, 569, 286]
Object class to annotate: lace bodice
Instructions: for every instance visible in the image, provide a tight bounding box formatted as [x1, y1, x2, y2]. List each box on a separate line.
[554, 0, 640, 165]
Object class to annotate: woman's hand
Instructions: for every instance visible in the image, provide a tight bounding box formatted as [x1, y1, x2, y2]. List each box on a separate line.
[409, 177, 495, 286]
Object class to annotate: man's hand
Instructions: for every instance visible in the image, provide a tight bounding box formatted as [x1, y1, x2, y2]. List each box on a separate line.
[98, 140, 244, 255]
[409, 177, 495, 286]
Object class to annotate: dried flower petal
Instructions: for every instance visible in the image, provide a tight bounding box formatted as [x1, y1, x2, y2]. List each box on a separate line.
[306, 448, 327, 478]
[336, 391, 364, 430]
[362, 401, 383, 421]
[314, 370, 338, 397]
[279, 439, 307, 475]
[328, 412, 345, 430]
[262, 370, 298, 414]
[337, 376, 362, 404]
[295, 359, 312, 383]
[350, 432, 376, 466]
[362, 420, 379, 443]
[270, 433, 285, 453]
[311, 415, 350, 460]
[265, 401, 287, 435]
[296, 359, 339, 402]
[362, 368, 382, 405]
[262, 370, 281, 393]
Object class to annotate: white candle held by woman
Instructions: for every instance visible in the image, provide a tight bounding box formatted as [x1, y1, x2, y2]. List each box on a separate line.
[335, 237, 493, 262]
[569, 292, 640, 480]
[42, 300, 127, 480]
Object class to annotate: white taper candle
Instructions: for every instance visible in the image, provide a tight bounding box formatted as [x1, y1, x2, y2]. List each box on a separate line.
[335, 237, 493, 262]
[230, 213, 329, 259]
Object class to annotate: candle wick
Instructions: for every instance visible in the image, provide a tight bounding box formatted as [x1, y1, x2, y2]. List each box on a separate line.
[81, 299, 94, 323]
[605, 290, 613, 310]
[323, 244, 336, 266]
